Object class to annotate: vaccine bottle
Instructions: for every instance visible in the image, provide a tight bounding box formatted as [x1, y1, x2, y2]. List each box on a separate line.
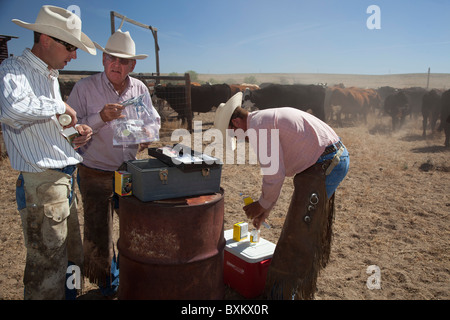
[250, 229, 260, 244]
[59, 114, 72, 126]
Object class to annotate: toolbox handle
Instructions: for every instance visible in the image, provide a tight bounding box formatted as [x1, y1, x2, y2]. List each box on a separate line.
[148, 144, 221, 172]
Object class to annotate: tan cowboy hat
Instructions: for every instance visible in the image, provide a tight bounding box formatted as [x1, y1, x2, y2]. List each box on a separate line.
[12, 5, 96, 55]
[214, 92, 243, 150]
[94, 29, 147, 60]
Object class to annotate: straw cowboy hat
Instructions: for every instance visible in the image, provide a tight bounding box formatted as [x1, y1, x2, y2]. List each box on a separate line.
[12, 5, 96, 55]
[214, 92, 243, 149]
[94, 29, 148, 60]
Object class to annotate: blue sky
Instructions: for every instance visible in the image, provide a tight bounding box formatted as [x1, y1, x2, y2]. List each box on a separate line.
[2, 0, 450, 75]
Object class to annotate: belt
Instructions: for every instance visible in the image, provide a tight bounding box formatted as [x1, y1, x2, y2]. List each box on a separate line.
[50, 165, 77, 176]
[321, 141, 344, 157]
[319, 141, 345, 176]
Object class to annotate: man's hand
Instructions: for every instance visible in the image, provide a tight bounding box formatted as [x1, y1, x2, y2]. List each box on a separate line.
[72, 124, 93, 149]
[100, 103, 125, 122]
[138, 142, 152, 153]
[243, 201, 270, 229]
[60, 103, 78, 127]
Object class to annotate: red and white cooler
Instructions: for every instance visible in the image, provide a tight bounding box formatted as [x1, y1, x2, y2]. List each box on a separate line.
[223, 229, 276, 298]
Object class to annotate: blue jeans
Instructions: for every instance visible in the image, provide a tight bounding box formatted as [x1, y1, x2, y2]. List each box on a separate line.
[317, 145, 350, 198]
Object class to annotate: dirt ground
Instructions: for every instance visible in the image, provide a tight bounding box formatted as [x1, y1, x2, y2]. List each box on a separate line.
[0, 82, 449, 300]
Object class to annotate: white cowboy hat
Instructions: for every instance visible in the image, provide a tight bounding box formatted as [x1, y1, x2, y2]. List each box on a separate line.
[94, 29, 148, 60]
[214, 92, 243, 150]
[12, 5, 96, 55]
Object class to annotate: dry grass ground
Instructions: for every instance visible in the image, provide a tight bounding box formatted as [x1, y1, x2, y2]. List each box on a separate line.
[1, 110, 448, 300]
[1, 72, 449, 300]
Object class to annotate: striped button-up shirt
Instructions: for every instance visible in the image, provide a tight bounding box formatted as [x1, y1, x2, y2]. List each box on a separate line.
[247, 107, 340, 210]
[0, 49, 83, 172]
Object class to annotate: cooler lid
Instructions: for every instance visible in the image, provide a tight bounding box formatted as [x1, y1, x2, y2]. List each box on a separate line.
[224, 229, 276, 263]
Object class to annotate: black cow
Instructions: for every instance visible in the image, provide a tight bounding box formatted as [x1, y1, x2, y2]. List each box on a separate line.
[378, 86, 427, 119]
[377, 86, 397, 103]
[384, 91, 409, 131]
[421, 90, 441, 137]
[243, 84, 326, 121]
[439, 89, 450, 147]
[402, 87, 428, 118]
[191, 84, 231, 114]
[154, 84, 231, 126]
[153, 84, 187, 121]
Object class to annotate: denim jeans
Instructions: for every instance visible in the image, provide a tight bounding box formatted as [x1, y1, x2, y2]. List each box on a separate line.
[317, 145, 350, 198]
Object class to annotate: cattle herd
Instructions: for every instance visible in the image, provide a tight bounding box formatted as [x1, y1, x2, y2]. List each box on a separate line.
[151, 82, 450, 148]
[56, 79, 450, 148]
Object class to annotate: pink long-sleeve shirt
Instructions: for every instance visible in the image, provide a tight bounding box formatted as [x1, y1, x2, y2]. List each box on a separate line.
[67, 72, 160, 171]
[247, 107, 340, 210]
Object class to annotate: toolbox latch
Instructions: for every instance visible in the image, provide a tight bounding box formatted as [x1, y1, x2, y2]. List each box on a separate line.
[159, 169, 168, 184]
[201, 168, 210, 178]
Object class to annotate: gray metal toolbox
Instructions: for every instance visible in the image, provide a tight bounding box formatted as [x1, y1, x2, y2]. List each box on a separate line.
[126, 145, 222, 202]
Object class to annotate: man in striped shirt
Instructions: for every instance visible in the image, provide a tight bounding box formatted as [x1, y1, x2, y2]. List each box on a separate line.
[0, 6, 96, 299]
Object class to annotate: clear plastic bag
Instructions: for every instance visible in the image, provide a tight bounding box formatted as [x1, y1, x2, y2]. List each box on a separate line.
[111, 92, 160, 146]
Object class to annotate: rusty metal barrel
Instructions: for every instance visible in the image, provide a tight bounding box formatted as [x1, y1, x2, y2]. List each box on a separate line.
[117, 189, 225, 300]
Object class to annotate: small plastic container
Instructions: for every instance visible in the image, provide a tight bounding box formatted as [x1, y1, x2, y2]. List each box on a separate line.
[59, 114, 72, 126]
[250, 229, 260, 244]
[240, 193, 254, 206]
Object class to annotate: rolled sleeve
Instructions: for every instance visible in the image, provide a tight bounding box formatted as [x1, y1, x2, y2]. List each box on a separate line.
[55, 100, 66, 115]
[0, 72, 65, 129]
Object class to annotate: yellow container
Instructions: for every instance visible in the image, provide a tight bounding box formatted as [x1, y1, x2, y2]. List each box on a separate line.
[243, 196, 253, 206]
[115, 171, 132, 196]
[233, 222, 248, 242]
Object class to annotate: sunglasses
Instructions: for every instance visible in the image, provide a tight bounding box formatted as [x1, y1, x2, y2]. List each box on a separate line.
[229, 113, 239, 129]
[50, 36, 77, 52]
[105, 54, 133, 65]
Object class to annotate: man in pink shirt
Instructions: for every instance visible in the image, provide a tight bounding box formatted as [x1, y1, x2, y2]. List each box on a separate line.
[67, 30, 160, 296]
[214, 92, 349, 299]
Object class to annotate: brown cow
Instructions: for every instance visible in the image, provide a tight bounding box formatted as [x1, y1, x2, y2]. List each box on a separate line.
[363, 88, 382, 113]
[328, 87, 374, 126]
[229, 83, 260, 95]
